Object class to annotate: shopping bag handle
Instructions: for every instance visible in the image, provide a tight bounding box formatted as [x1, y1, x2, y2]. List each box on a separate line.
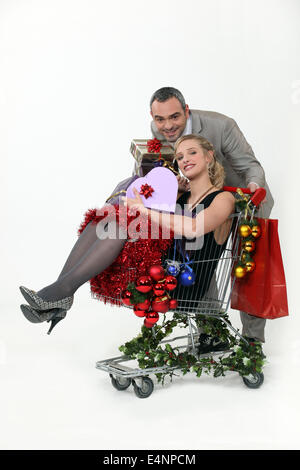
[223, 186, 266, 207]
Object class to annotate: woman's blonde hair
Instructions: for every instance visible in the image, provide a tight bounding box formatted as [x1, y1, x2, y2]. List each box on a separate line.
[174, 134, 225, 189]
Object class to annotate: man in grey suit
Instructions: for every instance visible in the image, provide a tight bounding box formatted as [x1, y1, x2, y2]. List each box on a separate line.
[150, 86, 273, 348]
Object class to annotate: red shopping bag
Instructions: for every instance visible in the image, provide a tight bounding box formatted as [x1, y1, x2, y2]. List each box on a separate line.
[231, 218, 289, 319]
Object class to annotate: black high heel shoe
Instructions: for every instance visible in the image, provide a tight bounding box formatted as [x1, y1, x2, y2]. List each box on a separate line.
[20, 304, 67, 335]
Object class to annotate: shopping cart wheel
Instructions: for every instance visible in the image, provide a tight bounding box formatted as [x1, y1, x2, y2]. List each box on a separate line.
[133, 377, 154, 398]
[110, 374, 132, 391]
[242, 372, 264, 389]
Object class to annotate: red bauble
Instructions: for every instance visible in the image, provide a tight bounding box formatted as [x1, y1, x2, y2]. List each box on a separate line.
[151, 296, 170, 313]
[133, 306, 146, 317]
[164, 275, 177, 291]
[121, 289, 133, 306]
[153, 283, 165, 296]
[144, 319, 154, 328]
[145, 311, 160, 325]
[136, 298, 151, 311]
[148, 265, 165, 281]
[169, 299, 178, 310]
[135, 275, 153, 293]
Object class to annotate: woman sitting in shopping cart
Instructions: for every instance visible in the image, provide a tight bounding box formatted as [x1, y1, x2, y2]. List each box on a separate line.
[19, 134, 235, 334]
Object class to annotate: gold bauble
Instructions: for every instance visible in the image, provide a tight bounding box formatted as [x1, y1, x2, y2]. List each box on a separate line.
[243, 240, 255, 253]
[251, 225, 261, 238]
[241, 253, 247, 263]
[245, 260, 256, 272]
[239, 224, 252, 238]
[235, 265, 247, 278]
[241, 253, 249, 264]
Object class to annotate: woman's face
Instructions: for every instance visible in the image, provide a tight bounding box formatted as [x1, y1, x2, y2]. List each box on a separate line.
[175, 139, 212, 179]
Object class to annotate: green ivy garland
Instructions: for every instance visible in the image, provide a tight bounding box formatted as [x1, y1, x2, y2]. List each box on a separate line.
[119, 312, 266, 384]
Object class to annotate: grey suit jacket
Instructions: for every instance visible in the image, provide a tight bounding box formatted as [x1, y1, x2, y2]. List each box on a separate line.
[151, 109, 274, 217]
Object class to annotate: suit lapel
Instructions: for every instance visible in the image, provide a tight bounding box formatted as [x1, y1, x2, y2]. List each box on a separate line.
[190, 110, 202, 134]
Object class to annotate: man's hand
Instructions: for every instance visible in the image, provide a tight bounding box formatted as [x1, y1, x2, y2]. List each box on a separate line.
[247, 182, 267, 204]
[177, 175, 190, 193]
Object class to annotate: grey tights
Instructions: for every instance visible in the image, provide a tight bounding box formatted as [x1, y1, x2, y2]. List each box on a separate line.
[37, 221, 126, 301]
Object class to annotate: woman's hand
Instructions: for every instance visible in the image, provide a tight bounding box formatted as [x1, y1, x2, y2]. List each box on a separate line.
[177, 175, 190, 193]
[122, 188, 148, 216]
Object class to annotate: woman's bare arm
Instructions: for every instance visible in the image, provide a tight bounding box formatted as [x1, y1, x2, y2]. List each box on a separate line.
[123, 189, 235, 238]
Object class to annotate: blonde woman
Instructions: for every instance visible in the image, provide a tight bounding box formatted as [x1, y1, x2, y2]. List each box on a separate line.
[124, 134, 236, 353]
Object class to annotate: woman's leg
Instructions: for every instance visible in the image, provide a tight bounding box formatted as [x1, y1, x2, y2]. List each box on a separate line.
[56, 221, 99, 280]
[37, 222, 127, 301]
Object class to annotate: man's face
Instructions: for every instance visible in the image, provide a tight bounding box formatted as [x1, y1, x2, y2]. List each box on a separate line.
[151, 97, 189, 142]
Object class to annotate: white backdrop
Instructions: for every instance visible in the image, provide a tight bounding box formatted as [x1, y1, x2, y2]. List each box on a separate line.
[1, 0, 300, 450]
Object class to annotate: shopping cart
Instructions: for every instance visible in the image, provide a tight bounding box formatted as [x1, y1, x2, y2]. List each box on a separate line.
[96, 187, 267, 398]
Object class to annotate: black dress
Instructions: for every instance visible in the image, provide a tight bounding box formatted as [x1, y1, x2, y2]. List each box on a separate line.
[165, 190, 231, 304]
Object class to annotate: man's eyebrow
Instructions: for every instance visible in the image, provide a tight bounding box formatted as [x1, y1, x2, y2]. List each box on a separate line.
[154, 112, 180, 119]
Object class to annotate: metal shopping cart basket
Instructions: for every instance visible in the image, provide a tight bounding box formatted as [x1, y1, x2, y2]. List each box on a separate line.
[96, 186, 267, 398]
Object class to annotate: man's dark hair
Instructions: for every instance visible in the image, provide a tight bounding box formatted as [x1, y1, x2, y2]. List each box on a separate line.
[150, 87, 186, 111]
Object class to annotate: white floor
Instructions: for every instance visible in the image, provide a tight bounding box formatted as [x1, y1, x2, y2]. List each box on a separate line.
[1, 287, 299, 451]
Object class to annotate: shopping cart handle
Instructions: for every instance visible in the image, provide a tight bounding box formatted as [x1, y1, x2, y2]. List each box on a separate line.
[223, 186, 266, 207]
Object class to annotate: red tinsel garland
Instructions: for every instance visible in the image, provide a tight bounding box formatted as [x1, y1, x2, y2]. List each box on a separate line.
[77, 204, 173, 306]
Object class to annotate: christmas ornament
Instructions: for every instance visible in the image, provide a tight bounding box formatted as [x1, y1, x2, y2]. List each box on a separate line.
[245, 260, 256, 272]
[151, 295, 170, 313]
[123, 264, 179, 325]
[121, 289, 133, 306]
[165, 260, 181, 276]
[144, 318, 155, 328]
[241, 252, 248, 263]
[148, 264, 165, 281]
[125, 282, 151, 306]
[243, 240, 255, 253]
[136, 298, 151, 311]
[153, 283, 165, 296]
[234, 265, 247, 278]
[145, 311, 160, 325]
[239, 224, 252, 238]
[234, 189, 262, 281]
[251, 224, 261, 238]
[135, 275, 153, 293]
[164, 275, 177, 291]
[133, 306, 147, 317]
[169, 299, 178, 310]
[179, 267, 196, 286]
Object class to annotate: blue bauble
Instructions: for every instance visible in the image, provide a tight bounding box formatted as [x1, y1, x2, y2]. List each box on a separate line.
[179, 268, 196, 286]
[153, 160, 164, 167]
[164, 260, 181, 277]
[167, 264, 180, 276]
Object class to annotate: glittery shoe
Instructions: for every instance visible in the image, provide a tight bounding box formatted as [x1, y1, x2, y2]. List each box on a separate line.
[20, 304, 67, 334]
[19, 286, 73, 311]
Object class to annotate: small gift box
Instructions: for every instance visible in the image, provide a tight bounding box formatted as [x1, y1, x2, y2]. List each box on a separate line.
[130, 138, 176, 176]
